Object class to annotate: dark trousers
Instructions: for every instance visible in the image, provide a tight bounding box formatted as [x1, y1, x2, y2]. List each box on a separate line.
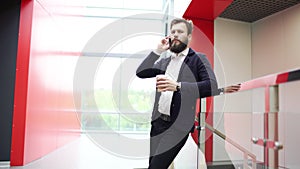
[148, 118, 190, 169]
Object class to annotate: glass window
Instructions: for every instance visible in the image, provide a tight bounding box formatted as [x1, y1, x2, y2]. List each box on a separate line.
[77, 0, 176, 133]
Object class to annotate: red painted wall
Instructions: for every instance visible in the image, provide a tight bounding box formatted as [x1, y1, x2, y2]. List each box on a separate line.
[186, 17, 215, 163]
[183, 0, 233, 162]
[10, 0, 81, 165]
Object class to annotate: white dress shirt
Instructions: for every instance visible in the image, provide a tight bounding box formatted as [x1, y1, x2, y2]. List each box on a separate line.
[158, 48, 189, 116]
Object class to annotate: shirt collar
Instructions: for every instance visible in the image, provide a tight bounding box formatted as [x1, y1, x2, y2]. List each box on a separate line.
[170, 47, 189, 59]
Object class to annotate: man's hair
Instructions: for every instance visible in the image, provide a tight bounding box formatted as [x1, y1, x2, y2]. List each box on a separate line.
[170, 18, 194, 35]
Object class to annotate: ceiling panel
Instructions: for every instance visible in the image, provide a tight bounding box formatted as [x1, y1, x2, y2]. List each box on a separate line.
[219, 0, 300, 22]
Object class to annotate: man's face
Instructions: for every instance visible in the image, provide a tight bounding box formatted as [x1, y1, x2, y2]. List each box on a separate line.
[169, 22, 191, 53]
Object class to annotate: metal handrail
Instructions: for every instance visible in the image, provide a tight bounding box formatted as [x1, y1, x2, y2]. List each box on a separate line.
[198, 68, 300, 168]
[237, 68, 300, 92]
[195, 115, 257, 169]
[205, 123, 256, 169]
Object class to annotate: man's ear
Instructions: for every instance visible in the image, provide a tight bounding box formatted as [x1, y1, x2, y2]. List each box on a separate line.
[188, 34, 192, 42]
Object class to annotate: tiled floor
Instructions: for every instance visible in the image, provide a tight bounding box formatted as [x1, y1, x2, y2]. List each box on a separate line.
[3, 134, 148, 169]
[2, 134, 206, 169]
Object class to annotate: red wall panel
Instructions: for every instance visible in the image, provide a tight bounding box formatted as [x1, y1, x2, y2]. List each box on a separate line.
[10, 0, 33, 165]
[184, 0, 233, 20]
[186, 18, 215, 162]
[183, 0, 233, 163]
[10, 0, 81, 166]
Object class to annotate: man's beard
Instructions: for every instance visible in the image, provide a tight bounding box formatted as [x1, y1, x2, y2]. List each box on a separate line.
[170, 39, 187, 53]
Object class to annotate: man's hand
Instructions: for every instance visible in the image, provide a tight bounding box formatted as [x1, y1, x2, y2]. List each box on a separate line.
[224, 84, 241, 93]
[155, 37, 171, 54]
[156, 75, 178, 92]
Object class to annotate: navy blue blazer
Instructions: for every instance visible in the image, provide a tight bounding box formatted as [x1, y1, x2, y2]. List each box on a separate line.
[136, 48, 218, 132]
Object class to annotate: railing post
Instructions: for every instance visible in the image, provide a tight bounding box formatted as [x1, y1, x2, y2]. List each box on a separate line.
[265, 85, 279, 168]
[200, 98, 206, 150]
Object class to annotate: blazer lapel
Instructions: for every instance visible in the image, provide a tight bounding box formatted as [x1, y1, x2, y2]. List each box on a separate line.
[177, 48, 194, 81]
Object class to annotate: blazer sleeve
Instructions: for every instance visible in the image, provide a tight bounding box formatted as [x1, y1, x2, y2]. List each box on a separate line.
[198, 53, 219, 97]
[181, 53, 219, 98]
[136, 51, 164, 78]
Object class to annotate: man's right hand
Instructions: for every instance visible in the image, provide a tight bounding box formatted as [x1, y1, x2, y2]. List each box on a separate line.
[155, 37, 171, 54]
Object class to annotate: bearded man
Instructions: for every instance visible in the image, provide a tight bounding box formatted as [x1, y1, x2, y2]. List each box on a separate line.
[136, 18, 219, 169]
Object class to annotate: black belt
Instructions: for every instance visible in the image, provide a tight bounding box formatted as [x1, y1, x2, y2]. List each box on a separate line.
[159, 114, 171, 121]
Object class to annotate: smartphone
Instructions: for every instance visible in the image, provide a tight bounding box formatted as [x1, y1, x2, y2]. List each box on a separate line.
[168, 38, 171, 48]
